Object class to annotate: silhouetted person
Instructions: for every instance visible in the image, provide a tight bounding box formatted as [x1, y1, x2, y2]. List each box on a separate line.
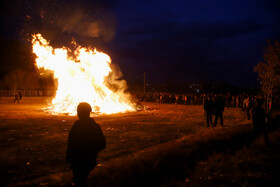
[19, 90, 23, 100]
[246, 97, 253, 120]
[203, 95, 214, 127]
[213, 95, 225, 127]
[14, 91, 19, 103]
[251, 99, 269, 146]
[66, 102, 106, 187]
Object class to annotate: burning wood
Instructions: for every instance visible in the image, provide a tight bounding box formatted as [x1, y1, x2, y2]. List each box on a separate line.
[32, 34, 135, 115]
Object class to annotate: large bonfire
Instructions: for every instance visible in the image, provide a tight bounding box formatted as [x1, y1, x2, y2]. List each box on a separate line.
[32, 34, 135, 115]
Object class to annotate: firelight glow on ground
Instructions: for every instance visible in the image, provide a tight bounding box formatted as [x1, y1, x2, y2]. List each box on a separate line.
[32, 34, 135, 115]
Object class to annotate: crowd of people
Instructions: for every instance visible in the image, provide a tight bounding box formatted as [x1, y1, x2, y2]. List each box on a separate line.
[137, 92, 204, 105]
[137, 92, 269, 147]
[137, 92, 260, 110]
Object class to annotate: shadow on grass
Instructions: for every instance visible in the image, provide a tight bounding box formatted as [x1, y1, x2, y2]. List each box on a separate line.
[88, 113, 280, 187]
[87, 125, 253, 186]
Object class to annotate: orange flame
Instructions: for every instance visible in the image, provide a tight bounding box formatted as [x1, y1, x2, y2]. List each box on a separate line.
[32, 34, 135, 115]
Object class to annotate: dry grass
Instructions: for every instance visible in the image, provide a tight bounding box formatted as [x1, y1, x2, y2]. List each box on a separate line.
[0, 100, 275, 186]
[179, 129, 280, 187]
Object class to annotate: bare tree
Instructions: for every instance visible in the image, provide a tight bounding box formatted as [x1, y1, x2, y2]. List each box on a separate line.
[254, 41, 280, 112]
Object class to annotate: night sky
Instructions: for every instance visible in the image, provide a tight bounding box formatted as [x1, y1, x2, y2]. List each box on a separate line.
[0, 0, 279, 88]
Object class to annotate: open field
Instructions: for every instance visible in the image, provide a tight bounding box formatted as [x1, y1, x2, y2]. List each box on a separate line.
[0, 98, 278, 186]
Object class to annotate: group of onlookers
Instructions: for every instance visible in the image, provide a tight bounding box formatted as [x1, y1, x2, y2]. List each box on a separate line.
[203, 94, 225, 127]
[137, 92, 270, 146]
[203, 93, 270, 146]
[137, 92, 205, 105]
[224, 94, 257, 109]
[137, 92, 258, 110]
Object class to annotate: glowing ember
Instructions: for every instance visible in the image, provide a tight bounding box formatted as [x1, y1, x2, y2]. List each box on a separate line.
[32, 34, 135, 115]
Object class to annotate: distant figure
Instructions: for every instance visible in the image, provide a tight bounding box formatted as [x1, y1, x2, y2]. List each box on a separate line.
[235, 96, 239, 108]
[19, 90, 23, 100]
[66, 102, 106, 186]
[213, 95, 225, 127]
[251, 99, 269, 146]
[246, 97, 253, 120]
[159, 93, 163, 103]
[14, 91, 19, 103]
[175, 94, 179, 104]
[183, 95, 187, 105]
[203, 95, 214, 127]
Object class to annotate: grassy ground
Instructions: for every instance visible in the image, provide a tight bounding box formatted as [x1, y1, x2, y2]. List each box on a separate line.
[183, 129, 280, 187]
[0, 100, 278, 186]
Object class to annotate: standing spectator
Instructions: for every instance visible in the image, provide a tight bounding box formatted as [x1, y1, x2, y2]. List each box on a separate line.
[246, 97, 254, 120]
[251, 99, 269, 146]
[213, 95, 225, 127]
[231, 95, 235, 108]
[159, 93, 163, 104]
[168, 94, 172, 104]
[243, 95, 248, 110]
[243, 97, 249, 110]
[67, 102, 106, 186]
[194, 95, 198, 105]
[175, 94, 179, 104]
[226, 93, 232, 107]
[238, 95, 242, 108]
[235, 96, 239, 108]
[204, 95, 214, 127]
[190, 95, 194, 105]
[240, 95, 245, 110]
[183, 95, 187, 105]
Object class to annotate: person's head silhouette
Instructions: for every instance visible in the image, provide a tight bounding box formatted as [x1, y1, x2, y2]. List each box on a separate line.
[77, 102, 92, 119]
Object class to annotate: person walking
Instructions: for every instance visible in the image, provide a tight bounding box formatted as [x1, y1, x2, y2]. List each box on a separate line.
[14, 91, 19, 103]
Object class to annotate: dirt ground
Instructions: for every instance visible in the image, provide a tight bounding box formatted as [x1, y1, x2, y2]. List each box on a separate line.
[0, 99, 260, 186]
